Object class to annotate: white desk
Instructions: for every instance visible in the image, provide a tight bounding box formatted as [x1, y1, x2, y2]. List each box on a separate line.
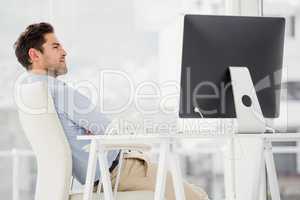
[77, 135, 187, 200]
[78, 133, 300, 200]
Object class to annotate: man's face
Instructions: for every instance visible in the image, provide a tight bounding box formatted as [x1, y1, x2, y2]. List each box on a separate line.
[39, 33, 67, 76]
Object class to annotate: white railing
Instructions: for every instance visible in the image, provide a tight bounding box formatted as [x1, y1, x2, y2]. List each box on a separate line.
[1, 144, 300, 200]
[0, 149, 34, 200]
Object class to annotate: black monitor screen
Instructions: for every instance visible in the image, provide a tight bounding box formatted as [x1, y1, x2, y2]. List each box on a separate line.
[179, 15, 285, 118]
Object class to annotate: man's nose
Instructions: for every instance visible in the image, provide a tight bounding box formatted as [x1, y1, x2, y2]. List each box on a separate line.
[61, 48, 67, 56]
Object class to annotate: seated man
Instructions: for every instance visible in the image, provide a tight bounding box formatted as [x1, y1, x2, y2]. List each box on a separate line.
[14, 22, 209, 200]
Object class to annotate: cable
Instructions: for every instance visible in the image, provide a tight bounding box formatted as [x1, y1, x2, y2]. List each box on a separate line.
[265, 126, 276, 134]
[194, 107, 204, 118]
[194, 105, 277, 134]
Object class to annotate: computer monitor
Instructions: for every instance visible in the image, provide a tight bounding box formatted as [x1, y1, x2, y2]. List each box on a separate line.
[179, 15, 285, 118]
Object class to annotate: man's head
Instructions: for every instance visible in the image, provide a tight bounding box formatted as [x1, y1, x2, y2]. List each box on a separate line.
[14, 22, 67, 76]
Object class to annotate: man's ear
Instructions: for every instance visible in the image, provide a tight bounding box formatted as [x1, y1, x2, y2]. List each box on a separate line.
[28, 48, 41, 63]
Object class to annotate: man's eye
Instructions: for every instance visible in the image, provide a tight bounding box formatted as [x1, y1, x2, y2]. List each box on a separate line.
[53, 46, 58, 49]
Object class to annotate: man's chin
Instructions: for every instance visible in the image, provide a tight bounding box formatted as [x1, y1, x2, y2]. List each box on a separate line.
[56, 67, 68, 76]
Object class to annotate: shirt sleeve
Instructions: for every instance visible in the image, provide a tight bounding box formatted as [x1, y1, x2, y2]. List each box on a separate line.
[53, 81, 111, 135]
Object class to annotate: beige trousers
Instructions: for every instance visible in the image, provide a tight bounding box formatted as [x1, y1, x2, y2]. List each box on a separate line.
[108, 152, 209, 200]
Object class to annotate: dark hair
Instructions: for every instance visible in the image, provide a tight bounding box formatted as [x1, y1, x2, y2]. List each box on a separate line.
[14, 22, 54, 70]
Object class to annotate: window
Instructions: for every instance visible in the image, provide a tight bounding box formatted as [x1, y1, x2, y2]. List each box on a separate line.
[263, 1, 300, 199]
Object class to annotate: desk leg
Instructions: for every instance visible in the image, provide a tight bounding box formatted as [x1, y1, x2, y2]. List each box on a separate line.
[83, 140, 97, 200]
[224, 137, 237, 200]
[155, 142, 169, 200]
[264, 141, 281, 200]
[251, 139, 265, 200]
[97, 144, 114, 200]
[169, 151, 186, 200]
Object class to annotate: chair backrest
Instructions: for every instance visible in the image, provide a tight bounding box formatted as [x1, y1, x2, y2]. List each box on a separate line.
[16, 81, 72, 200]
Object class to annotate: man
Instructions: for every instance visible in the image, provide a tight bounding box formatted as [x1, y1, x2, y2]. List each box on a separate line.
[14, 22, 209, 200]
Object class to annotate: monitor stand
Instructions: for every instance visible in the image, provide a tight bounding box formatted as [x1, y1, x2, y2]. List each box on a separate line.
[228, 66, 280, 200]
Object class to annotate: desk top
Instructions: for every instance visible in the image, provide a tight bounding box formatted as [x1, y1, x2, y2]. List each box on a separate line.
[77, 133, 300, 142]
